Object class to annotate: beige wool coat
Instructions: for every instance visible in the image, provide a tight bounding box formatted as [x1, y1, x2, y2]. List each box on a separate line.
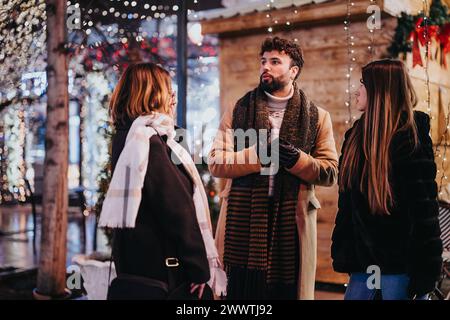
[208, 101, 339, 300]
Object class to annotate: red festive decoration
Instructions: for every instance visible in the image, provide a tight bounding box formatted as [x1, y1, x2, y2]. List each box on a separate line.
[68, 35, 218, 74]
[439, 23, 450, 67]
[410, 17, 450, 68]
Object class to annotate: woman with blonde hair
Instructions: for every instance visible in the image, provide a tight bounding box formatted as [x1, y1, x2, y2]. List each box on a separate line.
[99, 63, 226, 299]
[332, 59, 443, 300]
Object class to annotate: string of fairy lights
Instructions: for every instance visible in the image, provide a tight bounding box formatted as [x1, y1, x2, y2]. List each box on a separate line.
[423, 0, 432, 119]
[67, 1, 189, 49]
[262, 0, 449, 197]
[288, 0, 300, 43]
[0, 104, 28, 203]
[0, 0, 46, 203]
[368, 0, 377, 59]
[0, 0, 221, 205]
[266, 0, 276, 34]
[265, 0, 300, 42]
[1, 0, 449, 203]
[0, 0, 195, 82]
[418, 0, 450, 195]
[436, 102, 450, 196]
[0, 0, 47, 93]
[71, 1, 180, 22]
[344, 1, 355, 126]
[420, 0, 444, 194]
[264, 0, 355, 128]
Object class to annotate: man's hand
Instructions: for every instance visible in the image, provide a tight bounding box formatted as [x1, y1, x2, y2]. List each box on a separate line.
[278, 138, 300, 169]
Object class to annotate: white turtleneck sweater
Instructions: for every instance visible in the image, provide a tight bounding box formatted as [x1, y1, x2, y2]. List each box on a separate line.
[264, 86, 294, 196]
[265, 86, 293, 130]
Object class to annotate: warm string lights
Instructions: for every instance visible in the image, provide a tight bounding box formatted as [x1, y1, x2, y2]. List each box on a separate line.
[288, 0, 300, 43]
[68, 1, 180, 24]
[265, 0, 299, 40]
[418, 0, 449, 195]
[0, 0, 184, 204]
[292, 6, 299, 43]
[2, 104, 28, 203]
[423, 0, 432, 121]
[421, 1, 441, 183]
[0, 89, 45, 204]
[66, 0, 184, 52]
[17, 106, 27, 202]
[0, 119, 14, 204]
[0, 0, 221, 209]
[65, 1, 207, 60]
[0, 0, 47, 97]
[436, 102, 450, 196]
[266, 0, 275, 34]
[344, 1, 355, 126]
[368, 0, 377, 59]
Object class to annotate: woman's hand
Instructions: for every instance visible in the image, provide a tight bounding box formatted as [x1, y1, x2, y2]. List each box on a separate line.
[190, 283, 206, 299]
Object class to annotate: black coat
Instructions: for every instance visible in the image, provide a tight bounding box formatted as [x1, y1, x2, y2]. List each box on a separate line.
[331, 111, 443, 297]
[110, 120, 210, 286]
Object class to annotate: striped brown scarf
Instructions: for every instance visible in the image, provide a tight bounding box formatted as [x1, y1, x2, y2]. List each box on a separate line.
[224, 82, 318, 299]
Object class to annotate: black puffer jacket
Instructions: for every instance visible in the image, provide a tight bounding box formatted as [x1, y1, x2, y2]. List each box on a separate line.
[331, 111, 443, 297]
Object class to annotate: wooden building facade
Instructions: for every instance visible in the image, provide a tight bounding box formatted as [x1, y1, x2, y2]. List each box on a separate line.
[201, 0, 450, 284]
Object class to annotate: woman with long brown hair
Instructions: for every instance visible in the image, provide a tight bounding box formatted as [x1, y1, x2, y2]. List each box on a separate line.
[331, 59, 443, 300]
[98, 63, 226, 299]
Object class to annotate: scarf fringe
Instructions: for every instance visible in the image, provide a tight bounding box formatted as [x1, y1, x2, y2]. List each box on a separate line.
[99, 112, 227, 296]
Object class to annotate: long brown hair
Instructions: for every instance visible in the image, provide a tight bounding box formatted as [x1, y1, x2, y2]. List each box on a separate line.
[339, 59, 418, 215]
[109, 63, 173, 124]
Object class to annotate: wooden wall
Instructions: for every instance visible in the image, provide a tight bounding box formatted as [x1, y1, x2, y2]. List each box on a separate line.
[407, 54, 450, 192]
[205, 1, 450, 285]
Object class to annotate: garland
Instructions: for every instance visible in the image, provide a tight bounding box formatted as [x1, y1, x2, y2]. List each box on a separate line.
[388, 0, 450, 68]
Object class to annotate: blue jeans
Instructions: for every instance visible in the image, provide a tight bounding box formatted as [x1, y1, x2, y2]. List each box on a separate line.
[344, 273, 429, 300]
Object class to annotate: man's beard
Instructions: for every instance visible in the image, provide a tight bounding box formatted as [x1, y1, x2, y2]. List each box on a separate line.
[260, 73, 289, 93]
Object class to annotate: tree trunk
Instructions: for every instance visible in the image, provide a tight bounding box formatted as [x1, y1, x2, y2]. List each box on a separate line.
[36, 0, 69, 298]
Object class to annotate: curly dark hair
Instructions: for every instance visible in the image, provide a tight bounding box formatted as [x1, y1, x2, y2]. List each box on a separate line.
[260, 37, 304, 79]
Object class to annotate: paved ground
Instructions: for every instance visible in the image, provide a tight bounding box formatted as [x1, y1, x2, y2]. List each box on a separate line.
[0, 204, 108, 271]
[0, 204, 345, 300]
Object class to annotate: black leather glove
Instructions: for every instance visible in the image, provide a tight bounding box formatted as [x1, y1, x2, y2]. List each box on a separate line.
[278, 138, 300, 169]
